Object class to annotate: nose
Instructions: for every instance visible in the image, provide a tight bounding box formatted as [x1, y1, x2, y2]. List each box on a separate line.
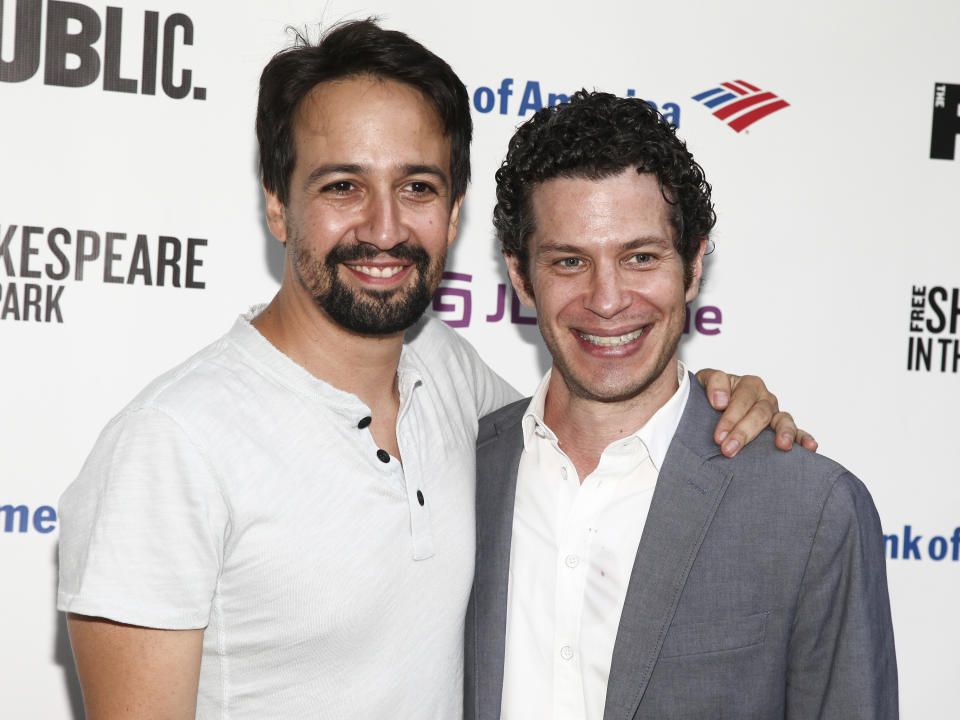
[583, 266, 631, 318]
[356, 189, 410, 250]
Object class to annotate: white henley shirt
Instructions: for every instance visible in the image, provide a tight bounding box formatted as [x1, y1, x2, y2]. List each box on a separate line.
[58, 306, 519, 720]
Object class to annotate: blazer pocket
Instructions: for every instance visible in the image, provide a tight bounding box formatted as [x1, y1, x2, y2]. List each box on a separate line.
[659, 611, 768, 659]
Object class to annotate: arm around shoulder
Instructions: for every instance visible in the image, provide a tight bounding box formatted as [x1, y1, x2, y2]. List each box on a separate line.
[67, 614, 203, 720]
[786, 471, 898, 719]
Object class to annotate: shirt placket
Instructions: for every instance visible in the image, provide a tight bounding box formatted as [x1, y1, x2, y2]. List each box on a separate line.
[391, 371, 435, 560]
[579, 440, 637, 719]
[550, 438, 592, 720]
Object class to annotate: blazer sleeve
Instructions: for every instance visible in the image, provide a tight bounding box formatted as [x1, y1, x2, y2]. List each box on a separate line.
[786, 470, 899, 719]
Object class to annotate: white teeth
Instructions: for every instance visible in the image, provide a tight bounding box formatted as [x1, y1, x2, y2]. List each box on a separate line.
[579, 328, 645, 347]
[348, 265, 405, 278]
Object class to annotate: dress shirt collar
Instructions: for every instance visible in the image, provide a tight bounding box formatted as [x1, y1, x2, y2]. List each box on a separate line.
[521, 361, 690, 471]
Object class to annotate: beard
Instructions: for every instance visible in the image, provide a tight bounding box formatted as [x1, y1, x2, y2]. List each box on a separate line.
[293, 233, 445, 336]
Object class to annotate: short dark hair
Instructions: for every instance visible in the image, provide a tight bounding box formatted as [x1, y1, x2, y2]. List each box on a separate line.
[257, 19, 472, 206]
[493, 90, 715, 290]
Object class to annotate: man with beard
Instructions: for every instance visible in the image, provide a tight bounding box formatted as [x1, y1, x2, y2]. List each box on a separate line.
[58, 21, 813, 720]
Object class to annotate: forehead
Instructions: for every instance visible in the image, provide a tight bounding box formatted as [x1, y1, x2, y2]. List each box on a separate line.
[291, 75, 449, 169]
[529, 169, 673, 247]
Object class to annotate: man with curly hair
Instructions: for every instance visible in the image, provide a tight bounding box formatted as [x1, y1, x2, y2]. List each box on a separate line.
[465, 91, 898, 720]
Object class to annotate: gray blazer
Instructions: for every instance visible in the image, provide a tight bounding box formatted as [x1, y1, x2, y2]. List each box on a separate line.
[465, 375, 898, 720]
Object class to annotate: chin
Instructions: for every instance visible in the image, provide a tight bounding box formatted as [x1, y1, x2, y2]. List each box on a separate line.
[561, 372, 652, 404]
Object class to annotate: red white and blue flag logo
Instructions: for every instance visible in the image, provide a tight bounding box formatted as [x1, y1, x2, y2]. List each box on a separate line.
[692, 80, 790, 132]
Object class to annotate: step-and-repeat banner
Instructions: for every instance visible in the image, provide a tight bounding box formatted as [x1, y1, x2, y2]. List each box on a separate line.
[2, 0, 957, 716]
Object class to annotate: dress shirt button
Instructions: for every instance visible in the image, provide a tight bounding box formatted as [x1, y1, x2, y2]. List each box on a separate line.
[560, 645, 574, 661]
[564, 554, 579, 569]
[417, 490, 425, 506]
[534, 425, 547, 438]
[357, 416, 372, 429]
[376, 449, 390, 463]
[560, 467, 568, 481]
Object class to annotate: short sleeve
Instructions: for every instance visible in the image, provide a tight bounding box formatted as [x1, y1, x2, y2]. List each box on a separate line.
[58, 406, 230, 629]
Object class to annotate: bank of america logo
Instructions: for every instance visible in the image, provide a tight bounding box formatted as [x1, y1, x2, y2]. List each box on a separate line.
[692, 80, 790, 132]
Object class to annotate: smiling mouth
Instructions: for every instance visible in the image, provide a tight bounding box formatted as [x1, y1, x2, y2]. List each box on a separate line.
[577, 328, 646, 347]
[345, 264, 407, 279]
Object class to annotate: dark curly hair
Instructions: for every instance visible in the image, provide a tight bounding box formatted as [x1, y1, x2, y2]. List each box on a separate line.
[257, 19, 472, 207]
[493, 90, 715, 292]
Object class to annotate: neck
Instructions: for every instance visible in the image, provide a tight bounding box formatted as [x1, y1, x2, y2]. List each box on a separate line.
[543, 360, 679, 480]
[252, 284, 405, 410]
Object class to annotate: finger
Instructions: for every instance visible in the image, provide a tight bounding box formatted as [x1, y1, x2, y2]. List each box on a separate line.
[770, 411, 797, 450]
[718, 396, 779, 457]
[795, 429, 819, 453]
[713, 375, 776, 440]
[695, 368, 736, 410]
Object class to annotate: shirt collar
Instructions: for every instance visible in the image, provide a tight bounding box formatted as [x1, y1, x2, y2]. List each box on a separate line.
[233, 305, 423, 416]
[520, 371, 557, 447]
[396, 342, 424, 409]
[521, 361, 690, 471]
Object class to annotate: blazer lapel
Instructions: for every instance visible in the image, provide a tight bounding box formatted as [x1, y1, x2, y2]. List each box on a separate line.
[603, 382, 733, 720]
[472, 407, 525, 720]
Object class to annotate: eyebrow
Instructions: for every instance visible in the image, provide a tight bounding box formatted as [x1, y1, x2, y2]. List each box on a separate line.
[537, 236, 672, 255]
[304, 163, 450, 189]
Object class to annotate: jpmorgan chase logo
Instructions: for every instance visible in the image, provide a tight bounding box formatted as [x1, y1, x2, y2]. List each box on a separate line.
[430, 271, 721, 335]
[0, 0, 206, 100]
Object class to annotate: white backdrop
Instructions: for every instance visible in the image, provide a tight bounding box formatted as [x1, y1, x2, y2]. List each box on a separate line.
[2, 0, 957, 716]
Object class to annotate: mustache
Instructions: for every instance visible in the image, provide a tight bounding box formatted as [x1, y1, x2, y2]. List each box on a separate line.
[324, 243, 430, 267]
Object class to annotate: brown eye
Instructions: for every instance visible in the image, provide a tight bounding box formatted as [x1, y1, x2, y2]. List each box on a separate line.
[405, 181, 436, 195]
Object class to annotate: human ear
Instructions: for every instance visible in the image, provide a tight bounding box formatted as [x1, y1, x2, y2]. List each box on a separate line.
[505, 252, 536, 309]
[263, 186, 287, 244]
[684, 238, 708, 303]
[446, 194, 464, 247]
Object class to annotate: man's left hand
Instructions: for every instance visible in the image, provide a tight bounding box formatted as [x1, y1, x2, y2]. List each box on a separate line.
[695, 368, 819, 458]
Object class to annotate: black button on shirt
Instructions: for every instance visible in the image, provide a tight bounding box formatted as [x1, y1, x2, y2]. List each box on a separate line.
[376, 449, 390, 463]
[358, 416, 372, 429]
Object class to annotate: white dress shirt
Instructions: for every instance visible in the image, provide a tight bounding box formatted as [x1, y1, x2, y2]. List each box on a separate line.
[501, 363, 690, 720]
